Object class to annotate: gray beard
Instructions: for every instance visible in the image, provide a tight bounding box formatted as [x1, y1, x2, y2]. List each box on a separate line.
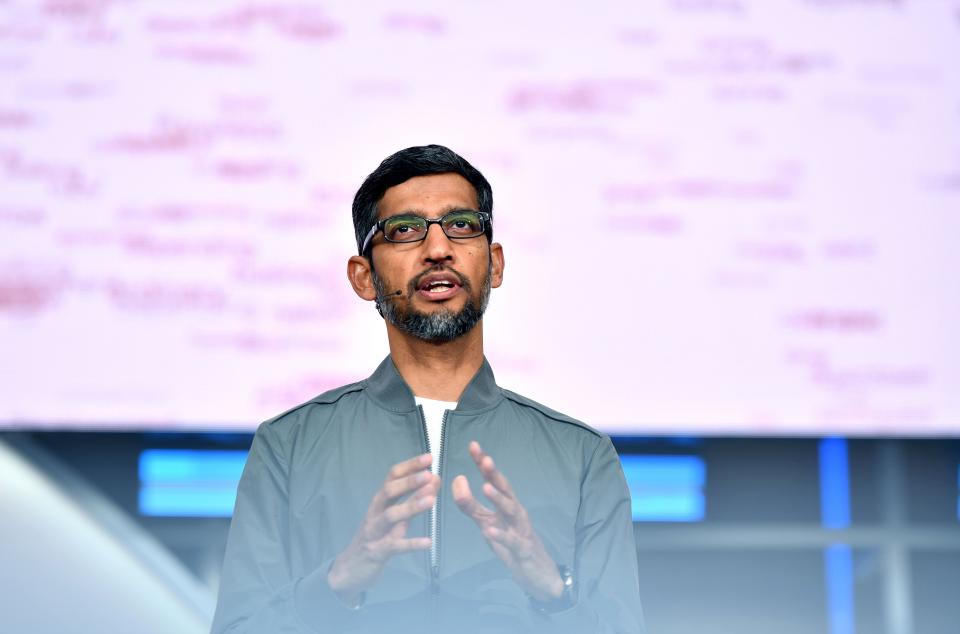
[372, 264, 492, 344]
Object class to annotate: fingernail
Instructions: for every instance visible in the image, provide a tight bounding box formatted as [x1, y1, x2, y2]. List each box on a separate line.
[419, 496, 434, 509]
[416, 471, 429, 484]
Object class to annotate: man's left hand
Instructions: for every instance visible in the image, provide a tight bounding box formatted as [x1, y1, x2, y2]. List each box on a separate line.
[452, 441, 564, 602]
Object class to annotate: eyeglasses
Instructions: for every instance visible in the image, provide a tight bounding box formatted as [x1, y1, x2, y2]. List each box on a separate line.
[361, 210, 491, 254]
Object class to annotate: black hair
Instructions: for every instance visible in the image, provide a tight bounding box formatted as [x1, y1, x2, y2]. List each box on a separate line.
[352, 144, 493, 255]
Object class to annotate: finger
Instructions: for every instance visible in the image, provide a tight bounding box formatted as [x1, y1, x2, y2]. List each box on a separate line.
[478, 452, 517, 500]
[469, 442, 518, 505]
[368, 480, 437, 536]
[387, 519, 409, 539]
[370, 482, 436, 535]
[371, 453, 432, 510]
[386, 453, 433, 483]
[452, 474, 493, 520]
[381, 469, 433, 502]
[381, 536, 432, 555]
[468, 440, 484, 464]
[381, 490, 435, 527]
[364, 531, 432, 561]
[483, 481, 521, 519]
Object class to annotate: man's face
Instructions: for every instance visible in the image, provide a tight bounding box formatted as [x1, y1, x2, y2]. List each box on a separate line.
[366, 173, 503, 344]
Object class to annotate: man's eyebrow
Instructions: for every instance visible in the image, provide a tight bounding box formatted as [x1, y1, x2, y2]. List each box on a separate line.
[394, 204, 479, 216]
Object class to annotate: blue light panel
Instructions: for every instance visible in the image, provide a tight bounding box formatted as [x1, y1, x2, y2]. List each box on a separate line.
[818, 437, 855, 634]
[825, 544, 855, 634]
[620, 455, 706, 522]
[138, 449, 248, 517]
[819, 437, 851, 529]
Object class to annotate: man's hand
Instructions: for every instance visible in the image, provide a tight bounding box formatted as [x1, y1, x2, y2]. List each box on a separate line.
[327, 453, 440, 605]
[452, 441, 564, 602]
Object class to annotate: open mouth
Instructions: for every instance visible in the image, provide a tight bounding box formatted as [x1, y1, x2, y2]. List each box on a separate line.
[415, 272, 463, 301]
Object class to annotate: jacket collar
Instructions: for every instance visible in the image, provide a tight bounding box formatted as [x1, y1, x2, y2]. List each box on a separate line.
[365, 354, 502, 414]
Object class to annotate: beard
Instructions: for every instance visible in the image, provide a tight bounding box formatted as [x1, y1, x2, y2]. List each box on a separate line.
[372, 262, 492, 344]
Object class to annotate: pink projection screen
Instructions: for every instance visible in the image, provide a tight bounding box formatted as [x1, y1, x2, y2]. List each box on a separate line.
[2, 2, 958, 435]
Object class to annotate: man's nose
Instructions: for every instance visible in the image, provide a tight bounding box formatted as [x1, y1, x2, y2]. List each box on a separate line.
[421, 222, 454, 264]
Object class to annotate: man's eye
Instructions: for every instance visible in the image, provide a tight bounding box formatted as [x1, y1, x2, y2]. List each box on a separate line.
[385, 218, 425, 241]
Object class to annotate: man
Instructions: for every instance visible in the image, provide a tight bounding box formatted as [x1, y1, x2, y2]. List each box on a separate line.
[211, 145, 644, 633]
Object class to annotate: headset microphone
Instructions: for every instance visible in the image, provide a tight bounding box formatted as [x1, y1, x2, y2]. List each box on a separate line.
[379, 289, 403, 300]
[373, 289, 403, 318]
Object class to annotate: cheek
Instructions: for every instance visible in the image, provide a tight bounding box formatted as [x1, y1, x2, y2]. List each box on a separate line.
[375, 253, 410, 279]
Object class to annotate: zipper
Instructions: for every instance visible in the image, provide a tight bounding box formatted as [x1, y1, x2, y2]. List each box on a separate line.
[416, 405, 432, 582]
[418, 405, 450, 591]
[431, 409, 449, 578]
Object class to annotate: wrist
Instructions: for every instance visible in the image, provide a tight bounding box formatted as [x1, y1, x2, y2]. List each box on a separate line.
[528, 564, 575, 614]
[326, 558, 346, 592]
[528, 572, 564, 602]
[548, 572, 565, 599]
[326, 560, 364, 609]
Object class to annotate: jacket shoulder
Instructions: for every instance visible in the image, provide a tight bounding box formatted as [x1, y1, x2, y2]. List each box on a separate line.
[263, 379, 366, 428]
[500, 388, 605, 439]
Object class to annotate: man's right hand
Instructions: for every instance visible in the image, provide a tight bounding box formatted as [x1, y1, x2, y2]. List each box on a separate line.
[326, 453, 440, 606]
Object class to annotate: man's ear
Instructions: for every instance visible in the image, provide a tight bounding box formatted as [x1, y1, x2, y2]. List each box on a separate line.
[490, 242, 505, 289]
[347, 255, 377, 302]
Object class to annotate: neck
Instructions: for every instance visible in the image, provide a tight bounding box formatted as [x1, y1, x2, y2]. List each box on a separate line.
[386, 323, 485, 402]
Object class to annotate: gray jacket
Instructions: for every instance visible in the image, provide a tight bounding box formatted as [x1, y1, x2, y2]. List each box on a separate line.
[212, 356, 645, 633]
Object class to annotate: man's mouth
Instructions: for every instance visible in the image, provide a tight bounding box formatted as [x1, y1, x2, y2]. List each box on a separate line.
[415, 272, 463, 301]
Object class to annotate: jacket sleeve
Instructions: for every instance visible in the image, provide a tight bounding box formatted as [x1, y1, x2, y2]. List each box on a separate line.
[532, 435, 646, 633]
[210, 421, 361, 633]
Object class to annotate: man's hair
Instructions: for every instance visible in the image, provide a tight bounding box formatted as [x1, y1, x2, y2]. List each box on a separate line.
[352, 144, 493, 255]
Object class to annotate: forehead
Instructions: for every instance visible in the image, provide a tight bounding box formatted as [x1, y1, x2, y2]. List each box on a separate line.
[377, 173, 478, 220]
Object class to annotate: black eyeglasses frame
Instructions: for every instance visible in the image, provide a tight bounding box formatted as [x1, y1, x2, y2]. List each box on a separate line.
[360, 210, 491, 255]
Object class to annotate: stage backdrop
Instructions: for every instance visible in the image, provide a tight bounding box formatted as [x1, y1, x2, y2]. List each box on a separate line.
[1, 1, 958, 435]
